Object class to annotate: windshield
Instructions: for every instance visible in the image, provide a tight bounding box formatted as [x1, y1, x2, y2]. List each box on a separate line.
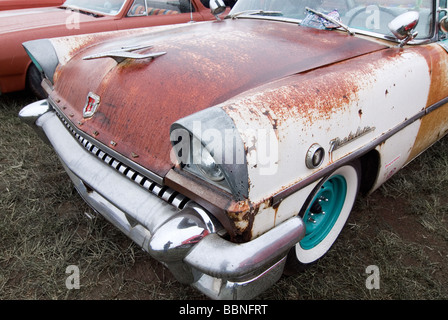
[63, 0, 127, 15]
[229, 0, 434, 39]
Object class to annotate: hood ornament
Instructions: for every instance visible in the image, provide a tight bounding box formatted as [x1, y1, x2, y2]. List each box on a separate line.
[83, 92, 100, 118]
[83, 44, 166, 63]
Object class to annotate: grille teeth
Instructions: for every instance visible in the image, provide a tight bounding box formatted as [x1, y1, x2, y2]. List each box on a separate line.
[54, 109, 189, 209]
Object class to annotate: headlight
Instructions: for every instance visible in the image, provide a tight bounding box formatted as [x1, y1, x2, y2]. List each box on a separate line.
[191, 137, 225, 182]
[171, 130, 227, 187]
[170, 107, 249, 201]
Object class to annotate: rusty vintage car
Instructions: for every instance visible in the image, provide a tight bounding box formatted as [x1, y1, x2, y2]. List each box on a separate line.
[0, 0, 232, 97]
[19, 0, 448, 299]
[0, 0, 64, 11]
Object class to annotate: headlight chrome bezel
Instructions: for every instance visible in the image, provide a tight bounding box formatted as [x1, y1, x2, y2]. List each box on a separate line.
[170, 107, 249, 201]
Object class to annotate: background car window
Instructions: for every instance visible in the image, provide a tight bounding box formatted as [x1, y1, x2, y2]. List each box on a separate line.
[127, 0, 195, 16]
[64, 0, 126, 14]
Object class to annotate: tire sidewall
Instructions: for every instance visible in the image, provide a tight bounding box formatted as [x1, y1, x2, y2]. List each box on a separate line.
[294, 162, 360, 265]
[26, 63, 47, 99]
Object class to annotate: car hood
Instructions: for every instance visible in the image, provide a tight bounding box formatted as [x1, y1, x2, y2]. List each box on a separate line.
[0, 7, 107, 34]
[50, 19, 388, 179]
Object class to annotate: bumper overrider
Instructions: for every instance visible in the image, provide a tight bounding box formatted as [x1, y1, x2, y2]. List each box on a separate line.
[19, 99, 306, 300]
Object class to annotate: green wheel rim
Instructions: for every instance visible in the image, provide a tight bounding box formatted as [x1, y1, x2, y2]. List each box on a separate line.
[300, 174, 347, 250]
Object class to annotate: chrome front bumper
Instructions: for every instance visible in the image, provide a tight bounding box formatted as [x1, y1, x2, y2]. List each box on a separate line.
[19, 100, 306, 300]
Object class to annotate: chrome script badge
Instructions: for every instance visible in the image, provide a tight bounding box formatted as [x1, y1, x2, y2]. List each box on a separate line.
[83, 92, 100, 118]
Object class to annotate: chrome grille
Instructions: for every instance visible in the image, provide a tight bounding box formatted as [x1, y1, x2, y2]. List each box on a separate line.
[53, 108, 190, 210]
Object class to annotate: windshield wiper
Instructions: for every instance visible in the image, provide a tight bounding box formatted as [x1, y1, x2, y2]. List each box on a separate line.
[228, 10, 283, 19]
[304, 7, 354, 36]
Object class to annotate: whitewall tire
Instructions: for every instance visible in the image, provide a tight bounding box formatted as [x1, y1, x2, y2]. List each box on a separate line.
[286, 161, 361, 271]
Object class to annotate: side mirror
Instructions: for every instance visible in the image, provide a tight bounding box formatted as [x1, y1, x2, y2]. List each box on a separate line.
[388, 11, 420, 48]
[440, 15, 448, 33]
[388, 11, 419, 47]
[209, 0, 226, 20]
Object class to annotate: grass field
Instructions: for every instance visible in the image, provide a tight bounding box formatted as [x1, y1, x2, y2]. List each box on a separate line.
[1, 90, 447, 300]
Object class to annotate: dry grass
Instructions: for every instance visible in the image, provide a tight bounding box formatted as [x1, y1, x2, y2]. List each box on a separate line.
[1, 91, 447, 301]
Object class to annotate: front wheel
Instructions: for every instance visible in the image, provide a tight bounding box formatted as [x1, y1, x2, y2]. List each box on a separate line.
[285, 161, 361, 272]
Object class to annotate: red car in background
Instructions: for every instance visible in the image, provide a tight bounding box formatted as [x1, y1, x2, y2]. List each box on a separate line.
[0, 0, 64, 10]
[0, 0, 233, 97]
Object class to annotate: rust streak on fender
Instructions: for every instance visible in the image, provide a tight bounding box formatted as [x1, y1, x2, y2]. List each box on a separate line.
[407, 45, 448, 161]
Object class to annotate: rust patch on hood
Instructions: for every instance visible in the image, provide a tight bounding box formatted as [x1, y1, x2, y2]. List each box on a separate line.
[52, 19, 387, 179]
